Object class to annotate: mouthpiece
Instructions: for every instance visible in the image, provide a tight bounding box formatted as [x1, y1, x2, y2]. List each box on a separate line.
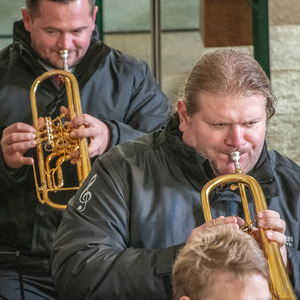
[230, 151, 241, 171]
[59, 50, 69, 72]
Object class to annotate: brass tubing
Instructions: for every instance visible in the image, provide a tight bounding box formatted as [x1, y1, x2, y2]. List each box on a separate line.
[30, 67, 91, 209]
[201, 154, 296, 299]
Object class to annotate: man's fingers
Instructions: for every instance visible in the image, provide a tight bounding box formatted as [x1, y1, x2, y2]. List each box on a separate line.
[60, 106, 70, 116]
[70, 127, 96, 139]
[19, 156, 35, 166]
[208, 216, 239, 227]
[68, 114, 91, 129]
[3, 122, 36, 135]
[37, 117, 45, 128]
[257, 210, 280, 219]
[257, 210, 286, 234]
[235, 216, 245, 227]
[258, 218, 286, 234]
[5, 134, 36, 149]
[5, 152, 35, 169]
[265, 230, 286, 247]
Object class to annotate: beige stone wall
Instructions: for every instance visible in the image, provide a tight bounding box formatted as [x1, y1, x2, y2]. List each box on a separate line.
[267, 1, 300, 163]
[269, 0, 300, 26]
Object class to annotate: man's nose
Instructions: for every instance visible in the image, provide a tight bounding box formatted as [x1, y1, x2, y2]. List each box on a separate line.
[225, 125, 245, 147]
[57, 33, 73, 50]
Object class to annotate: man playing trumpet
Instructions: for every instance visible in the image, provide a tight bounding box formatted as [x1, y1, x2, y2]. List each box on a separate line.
[0, 0, 170, 298]
[52, 48, 300, 299]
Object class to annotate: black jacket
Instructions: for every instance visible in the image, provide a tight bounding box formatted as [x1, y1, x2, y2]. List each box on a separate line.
[51, 114, 300, 299]
[0, 20, 170, 273]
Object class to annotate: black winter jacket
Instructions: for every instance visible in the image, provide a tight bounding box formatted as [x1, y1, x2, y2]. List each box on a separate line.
[51, 114, 300, 299]
[0, 20, 170, 273]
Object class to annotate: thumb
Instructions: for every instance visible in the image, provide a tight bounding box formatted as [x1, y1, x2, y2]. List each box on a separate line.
[60, 105, 70, 120]
[37, 117, 45, 128]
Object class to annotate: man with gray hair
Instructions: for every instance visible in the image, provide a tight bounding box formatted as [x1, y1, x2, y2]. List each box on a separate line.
[51, 48, 300, 299]
[0, 0, 170, 298]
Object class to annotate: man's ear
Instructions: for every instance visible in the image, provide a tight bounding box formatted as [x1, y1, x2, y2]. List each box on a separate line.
[92, 6, 99, 31]
[180, 296, 191, 300]
[177, 99, 188, 133]
[21, 8, 32, 32]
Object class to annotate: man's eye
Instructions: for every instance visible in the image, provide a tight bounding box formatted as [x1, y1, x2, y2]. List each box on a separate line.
[246, 122, 256, 127]
[72, 29, 84, 34]
[214, 123, 226, 127]
[46, 30, 57, 34]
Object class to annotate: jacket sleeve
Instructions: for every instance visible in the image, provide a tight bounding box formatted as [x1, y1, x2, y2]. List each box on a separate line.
[51, 155, 182, 300]
[287, 245, 300, 298]
[0, 146, 31, 191]
[106, 61, 171, 148]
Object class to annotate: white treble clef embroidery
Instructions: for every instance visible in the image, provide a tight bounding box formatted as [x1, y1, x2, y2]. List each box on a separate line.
[77, 174, 97, 212]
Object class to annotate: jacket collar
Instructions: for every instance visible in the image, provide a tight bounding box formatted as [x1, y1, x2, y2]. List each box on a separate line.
[163, 113, 212, 184]
[164, 113, 279, 199]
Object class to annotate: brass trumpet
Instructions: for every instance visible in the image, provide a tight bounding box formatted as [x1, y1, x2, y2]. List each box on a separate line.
[201, 151, 296, 300]
[30, 50, 91, 210]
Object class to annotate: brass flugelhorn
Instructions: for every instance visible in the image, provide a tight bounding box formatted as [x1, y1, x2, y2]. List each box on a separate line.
[30, 50, 91, 210]
[201, 151, 296, 300]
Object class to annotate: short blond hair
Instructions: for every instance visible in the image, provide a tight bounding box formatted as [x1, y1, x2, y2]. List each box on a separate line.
[172, 229, 269, 300]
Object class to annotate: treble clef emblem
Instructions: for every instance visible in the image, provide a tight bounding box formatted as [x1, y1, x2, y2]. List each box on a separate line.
[77, 174, 97, 212]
